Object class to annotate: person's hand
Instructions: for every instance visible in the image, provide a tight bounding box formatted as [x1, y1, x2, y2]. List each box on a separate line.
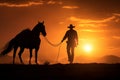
[61, 40, 64, 43]
[77, 42, 78, 45]
[76, 42, 78, 47]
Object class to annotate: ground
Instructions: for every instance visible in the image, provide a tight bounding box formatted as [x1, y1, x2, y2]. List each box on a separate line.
[0, 63, 120, 80]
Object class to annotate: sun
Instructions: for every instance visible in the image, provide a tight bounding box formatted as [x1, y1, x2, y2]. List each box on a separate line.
[83, 44, 92, 53]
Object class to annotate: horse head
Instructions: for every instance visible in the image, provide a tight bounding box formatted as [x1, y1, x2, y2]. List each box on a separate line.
[32, 21, 47, 37]
[39, 21, 47, 36]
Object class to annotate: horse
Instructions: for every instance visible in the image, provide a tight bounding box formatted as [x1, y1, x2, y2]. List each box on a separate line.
[0, 21, 47, 64]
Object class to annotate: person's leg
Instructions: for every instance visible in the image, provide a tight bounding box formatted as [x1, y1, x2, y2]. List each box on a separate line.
[71, 47, 75, 63]
[67, 44, 71, 62]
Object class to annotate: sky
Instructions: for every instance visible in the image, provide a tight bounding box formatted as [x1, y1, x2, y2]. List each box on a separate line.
[1, 0, 120, 64]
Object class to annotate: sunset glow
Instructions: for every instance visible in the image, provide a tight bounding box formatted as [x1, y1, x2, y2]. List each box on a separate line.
[83, 44, 93, 53]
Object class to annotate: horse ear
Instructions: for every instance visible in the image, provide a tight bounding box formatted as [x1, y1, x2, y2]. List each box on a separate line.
[42, 21, 44, 24]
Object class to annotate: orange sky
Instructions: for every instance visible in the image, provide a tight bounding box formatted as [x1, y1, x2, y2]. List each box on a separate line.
[1, 0, 120, 64]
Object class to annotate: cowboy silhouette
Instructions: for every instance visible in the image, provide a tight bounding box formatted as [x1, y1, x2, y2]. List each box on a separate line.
[61, 24, 78, 64]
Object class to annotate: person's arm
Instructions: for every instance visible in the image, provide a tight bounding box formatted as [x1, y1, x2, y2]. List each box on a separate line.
[61, 31, 68, 42]
[75, 31, 78, 45]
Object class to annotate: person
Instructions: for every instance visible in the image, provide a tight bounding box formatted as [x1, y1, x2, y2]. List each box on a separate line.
[61, 24, 78, 64]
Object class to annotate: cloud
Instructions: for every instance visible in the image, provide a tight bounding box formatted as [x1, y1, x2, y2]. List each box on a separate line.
[0, 0, 44, 7]
[69, 16, 115, 24]
[113, 13, 120, 16]
[68, 15, 118, 28]
[67, 14, 120, 33]
[47, 0, 63, 5]
[78, 23, 108, 28]
[112, 36, 120, 39]
[80, 29, 107, 33]
[107, 46, 120, 53]
[47, 0, 56, 4]
[62, 5, 79, 9]
[0, 0, 63, 7]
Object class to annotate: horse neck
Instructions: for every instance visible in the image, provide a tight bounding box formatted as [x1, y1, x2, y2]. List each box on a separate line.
[32, 27, 41, 37]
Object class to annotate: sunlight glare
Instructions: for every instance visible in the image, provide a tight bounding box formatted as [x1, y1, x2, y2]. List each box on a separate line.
[83, 44, 92, 53]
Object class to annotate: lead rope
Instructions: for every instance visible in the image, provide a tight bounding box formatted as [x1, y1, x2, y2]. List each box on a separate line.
[44, 37, 61, 47]
[56, 44, 61, 63]
[43, 37, 62, 63]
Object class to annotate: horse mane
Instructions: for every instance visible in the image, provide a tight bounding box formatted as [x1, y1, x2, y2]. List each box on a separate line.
[19, 28, 31, 34]
[15, 28, 31, 38]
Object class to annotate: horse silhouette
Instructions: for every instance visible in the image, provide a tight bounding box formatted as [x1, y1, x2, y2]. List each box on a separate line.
[0, 21, 47, 64]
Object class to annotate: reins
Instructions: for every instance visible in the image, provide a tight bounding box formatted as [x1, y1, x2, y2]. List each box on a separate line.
[44, 37, 61, 47]
[43, 37, 62, 62]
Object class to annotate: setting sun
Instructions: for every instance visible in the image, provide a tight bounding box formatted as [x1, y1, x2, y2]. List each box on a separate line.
[83, 44, 93, 53]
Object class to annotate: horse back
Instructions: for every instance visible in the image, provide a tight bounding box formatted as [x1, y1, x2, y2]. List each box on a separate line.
[15, 28, 31, 40]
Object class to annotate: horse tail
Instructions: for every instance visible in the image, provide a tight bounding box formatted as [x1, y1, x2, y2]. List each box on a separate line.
[0, 38, 16, 56]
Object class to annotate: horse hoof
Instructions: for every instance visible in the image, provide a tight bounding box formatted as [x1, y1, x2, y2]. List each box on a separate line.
[35, 62, 39, 65]
[29, 62, 31, 65]
[21, 62, 24, 65]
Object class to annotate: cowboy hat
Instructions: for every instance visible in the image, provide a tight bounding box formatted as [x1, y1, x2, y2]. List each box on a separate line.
[68, 24, 75, 28]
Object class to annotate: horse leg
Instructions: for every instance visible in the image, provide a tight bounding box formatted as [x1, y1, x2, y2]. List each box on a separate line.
[35, 48, 39, 64]
[13, 46, 18, 64]
[18, 47, 24, 64]
[29, 49, 33, 64]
